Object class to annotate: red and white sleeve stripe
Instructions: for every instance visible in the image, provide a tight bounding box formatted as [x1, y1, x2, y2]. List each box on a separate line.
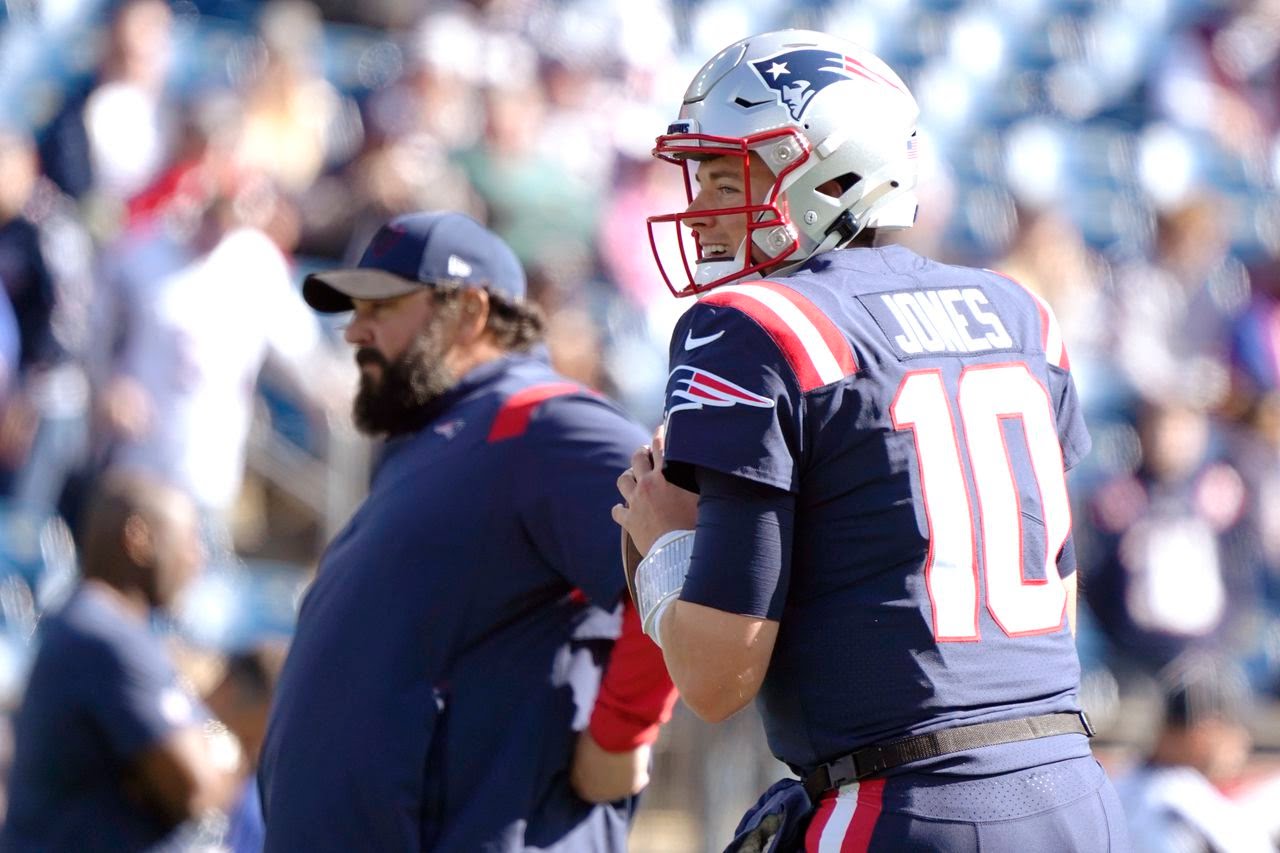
[701, 281, 858, 392]
[985, 270, 1071, 371]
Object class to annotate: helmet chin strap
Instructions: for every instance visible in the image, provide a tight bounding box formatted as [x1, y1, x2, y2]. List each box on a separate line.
[772, 231, 844, 277]
[693, 240, 762, 288]
[693, 256, 747, 287]
[770, 176, 904, 275]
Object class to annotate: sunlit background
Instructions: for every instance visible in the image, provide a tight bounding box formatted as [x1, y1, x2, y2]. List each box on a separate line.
[0, 0, 1279, 848]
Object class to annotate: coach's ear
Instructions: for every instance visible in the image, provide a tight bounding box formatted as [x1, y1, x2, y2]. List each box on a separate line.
[455, 287, 490, 343]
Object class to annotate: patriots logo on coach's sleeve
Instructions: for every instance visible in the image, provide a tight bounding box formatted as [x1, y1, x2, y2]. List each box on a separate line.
[749, 49, 904, 121]
[665, 366, 776, 417]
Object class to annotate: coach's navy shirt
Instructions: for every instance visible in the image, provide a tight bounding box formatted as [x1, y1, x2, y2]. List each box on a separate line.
[2, 584, 203, 852]
[260, 353, 647, 852]
[662, 246, 1092, 776]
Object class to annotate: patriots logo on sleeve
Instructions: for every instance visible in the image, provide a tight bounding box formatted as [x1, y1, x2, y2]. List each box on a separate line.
[666, 366, 776, 417]
[749, 49, 905, 121]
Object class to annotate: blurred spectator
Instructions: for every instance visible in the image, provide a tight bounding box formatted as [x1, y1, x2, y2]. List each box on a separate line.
[293, 10, 492, 261]
[38, 0, 177, 208]
[297, 123, 479, 263]
[372, 11, 489, 151]
[0, 129, 94, 519]
[235, 0, 363, 195]
[455, 80, 601, 269]
[1114, 655, 1275, 852]
[124, 97, 244, 234]
[91, 187, 342, 564]
[1152, 2, 1277, 156]
[1111, 195, 1249, 409]
[0, 470, 237, 851]
[995, 205, 1110, 357]
[205, 643, 288, 853]
[1084, 396, 1260, 671]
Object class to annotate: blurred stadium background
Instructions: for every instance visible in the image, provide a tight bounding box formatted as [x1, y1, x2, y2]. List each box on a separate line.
[1, 0, 1279, 849]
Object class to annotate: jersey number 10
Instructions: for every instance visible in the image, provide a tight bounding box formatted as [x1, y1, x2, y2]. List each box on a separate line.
[891, 363, 1071, 642]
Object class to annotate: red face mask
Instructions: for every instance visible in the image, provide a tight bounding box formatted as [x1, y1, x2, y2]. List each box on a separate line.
[646, 127, 811, 297]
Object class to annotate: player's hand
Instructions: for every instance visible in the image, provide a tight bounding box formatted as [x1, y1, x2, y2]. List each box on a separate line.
[612, 428, 698, 556]
[569, 730, 651, 803]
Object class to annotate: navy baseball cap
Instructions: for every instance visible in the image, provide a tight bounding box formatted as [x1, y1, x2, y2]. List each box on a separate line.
[303, 211, 526, 313]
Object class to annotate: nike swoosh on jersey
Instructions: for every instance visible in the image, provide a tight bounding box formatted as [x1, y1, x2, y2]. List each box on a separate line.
[684, 330, 725, 350]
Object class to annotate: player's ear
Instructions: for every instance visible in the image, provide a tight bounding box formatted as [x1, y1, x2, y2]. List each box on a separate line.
[815, 179, 842, 198]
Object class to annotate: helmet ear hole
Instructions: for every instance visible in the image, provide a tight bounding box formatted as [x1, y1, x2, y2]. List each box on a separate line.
[817, 172, 860, 199]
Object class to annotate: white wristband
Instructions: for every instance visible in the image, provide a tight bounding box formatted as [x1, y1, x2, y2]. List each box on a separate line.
[646, 593, 678, 649]
[634, 529, 695, 646]
[647, 529, 694, 557]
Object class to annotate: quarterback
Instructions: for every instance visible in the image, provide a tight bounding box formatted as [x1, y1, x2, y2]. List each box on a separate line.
[615, 29, 1128, 852]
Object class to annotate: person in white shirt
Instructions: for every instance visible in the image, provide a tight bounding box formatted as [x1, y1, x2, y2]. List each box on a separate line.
[93, 193, 341, 559]
[1115, 654, 1275, 853]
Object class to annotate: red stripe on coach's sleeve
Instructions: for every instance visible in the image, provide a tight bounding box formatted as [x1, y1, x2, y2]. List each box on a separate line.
[486, 382, 582, 443]
[588, 599, 678, 752]
[754, 280, 859, 375]
[702, 291, 828, 391]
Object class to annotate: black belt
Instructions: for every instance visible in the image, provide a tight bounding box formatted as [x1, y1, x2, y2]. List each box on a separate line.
[802, 711, 1094, 801]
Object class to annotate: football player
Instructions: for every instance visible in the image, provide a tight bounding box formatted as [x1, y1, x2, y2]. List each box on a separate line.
[615, 29, 1128, 851]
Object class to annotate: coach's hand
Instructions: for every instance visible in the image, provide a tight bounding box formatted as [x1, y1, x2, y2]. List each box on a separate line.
[613, 429, 698, 556]
[569, 731, 651, 803]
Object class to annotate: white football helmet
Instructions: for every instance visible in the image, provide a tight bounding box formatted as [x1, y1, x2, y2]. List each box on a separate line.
[648, 30, 920, 296]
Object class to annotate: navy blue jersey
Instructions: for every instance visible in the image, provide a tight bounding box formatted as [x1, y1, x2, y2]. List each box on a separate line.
[260, 353, 647, 852]
[662, 246, 1091, 774]
[2, 584, 203, 852]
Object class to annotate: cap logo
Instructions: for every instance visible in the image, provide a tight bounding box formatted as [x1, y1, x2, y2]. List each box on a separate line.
[749, 49, 905, 121]
[369, 225, 408, 258]
[447, 255, 473, 278]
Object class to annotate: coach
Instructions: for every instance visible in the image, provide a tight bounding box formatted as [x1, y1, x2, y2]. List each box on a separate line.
[259, 212, 675, 851]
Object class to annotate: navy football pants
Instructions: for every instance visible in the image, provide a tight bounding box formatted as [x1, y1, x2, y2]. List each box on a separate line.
[804, 756, 1128, 852]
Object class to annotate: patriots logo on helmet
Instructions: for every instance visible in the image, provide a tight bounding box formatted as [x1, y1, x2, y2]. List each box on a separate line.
[749, 48, 904, 121]
[665, 366, 776, 417]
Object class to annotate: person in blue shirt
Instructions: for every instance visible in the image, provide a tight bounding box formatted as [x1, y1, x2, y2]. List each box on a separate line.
[2, 470, 237, 852]
[616, 30, 1128, 852]
[259, 211, 676, 851]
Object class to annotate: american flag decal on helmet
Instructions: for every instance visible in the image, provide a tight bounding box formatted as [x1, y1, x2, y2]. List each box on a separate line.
[666, 366, 776, 416]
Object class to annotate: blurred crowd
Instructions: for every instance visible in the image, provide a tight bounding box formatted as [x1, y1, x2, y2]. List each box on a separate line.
[0, 0, 1278, 848]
